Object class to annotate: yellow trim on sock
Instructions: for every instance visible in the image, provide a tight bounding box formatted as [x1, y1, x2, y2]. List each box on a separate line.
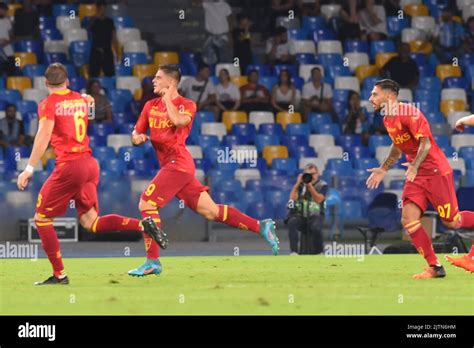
[144, 210, 158, 215]
[223, 205, 228, 222]
[147, 200, 157, 207]
[91, 217, 100, 233]
[35, 221, 53, 227]
[453, 212, 461, 222]
[404, 220, 420, 228]
[406, 223, 421, 234]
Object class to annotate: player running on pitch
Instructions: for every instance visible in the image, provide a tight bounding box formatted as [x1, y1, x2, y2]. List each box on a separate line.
[128, 65, 279, 277]
[366, 79, 474, 279]
[17, 63, 156, 285]
[444, 113, 474, 273]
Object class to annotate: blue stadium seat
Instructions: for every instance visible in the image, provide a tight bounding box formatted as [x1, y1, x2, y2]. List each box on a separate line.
[336, 135, 362, 150]
[285, 123, 310, 137]
[68, 76, 86, 92]
[118, 123, 135, 134]
[368, 135, 391, 155]
[258, 76, 278, 91]
[434, 135, 449, 149]
[198, 135, 220, 149]
[289, 145, 317, 159]
[241, 157, 267, 175]
[386, 16, 410, 37]
[440, 145, 455, 158]
[263, 170, 287, 179]
[231, 123, 256, 144]
[15, 101, 37, 115]
[45, 158, 56, 172]
[258, 123, 283, 137]
[354, 158, 379, 170]
[95, 77, 116, 93]
[287, 28, 309, 40]
[443, 77, 469, 90]
[38, 16, 56, 30]
[302, 16, 327, 31]
[362, 76, 381, 91]
[464, 170, 474, 187]
[348, 146, 371, 161]
[214, 162, 240, 173]
[326, 65, 351, 84]
[208, 169, 235, 185]
[88, 123, 115, 138]
[243, 190, 264, 205]
[52, 4, 78, 17]
[326, 159, 353, 172]
[222, 134, 246, 147]
[213, 190, 238, 204]
[459, 147, 474, 169]
[23, 64, 47, 79]
[318, 123, 341, 137]
[418, 100, 438, 113]
[418, 64, 435, 78]
[414, 88, 440, 103]
[88, 134, 106, 147]
[409, 53, 427, 66]
[265, 190, 290, 219]
[93, 147, 116, 163]
[311, 28, 336, 41]
[319, 53, 343, 69]
[129, 158, 155, 177]
[296, 53, 318, 65]
[250, 201, 274, 220]
[272, 158, 297, 176]
[417, 76, 441, 91]
[424, 111, 445, 124]
[123, 52, 150, 66]
[113, 16, 135, 29]
[342, 200, 363, 220]
[41, 28, 62, 41]
[14, 40, 42, 57]
[194, 111, 215, 129]
[64, 64, 77, 78]
[246, 179, 264, 192]
[281, 134, 307, 147]
[103, 159, 127, 177]
[370, 40, 396, 60]
[214, 178, 242, 193]
[115, 64, 132, 76]
[0, 90, 22, 104]
[69, 41, 91, 67]
[108, 89, 133, 104]
[343, 40, 369, 53]
[42, 52, 67, 65]
[272, 64, 298, 78]
[308, 112, 332, 132]
[333, 89, 350, 104]
[390, 180, 405, 190]
[204, 146, 227, 164]
[244, 64, 270, 76]
[5, 146, 31, 167]
[194, 158, 212, 174]
[291, 76, 304, 89]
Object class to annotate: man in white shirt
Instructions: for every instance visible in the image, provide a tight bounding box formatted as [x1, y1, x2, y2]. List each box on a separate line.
[0, 2, 15, 76]
[197, 0, 233, 65]
[179, 63, 219, 118]
[302, 67, 333, 120]
[266, 26, 296, 65]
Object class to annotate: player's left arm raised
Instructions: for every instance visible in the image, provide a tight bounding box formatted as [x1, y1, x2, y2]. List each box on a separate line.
[17, 119, 54, 190]
[163, 85, 194, 128]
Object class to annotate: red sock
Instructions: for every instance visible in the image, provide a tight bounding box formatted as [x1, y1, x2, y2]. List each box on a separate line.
[215, 204, 260, 233]
[35, 220, 66, 278]
[140, 210, 160, 259]
[91, 214, 141, 233]
[468, 244, 474, 258]
[458, 211, 474, 229]
[405, 220, 439, 266]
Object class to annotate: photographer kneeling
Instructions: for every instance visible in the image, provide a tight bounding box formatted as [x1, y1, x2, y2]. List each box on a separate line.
[287, 164, 328, 255]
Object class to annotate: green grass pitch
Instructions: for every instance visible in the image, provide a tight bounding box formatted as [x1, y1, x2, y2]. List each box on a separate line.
[1, 255, 472, 315]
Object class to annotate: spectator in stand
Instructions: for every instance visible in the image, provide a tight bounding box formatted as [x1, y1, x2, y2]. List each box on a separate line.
[233, 13, 253, 76]
[269, 0, 297, 32]
[179, 63, 218, 117]
[359, 0, 387, 41]
[13, 0, 39, 40]
[88, 0, 120, 77]
[86, 80, 112, 123]
[380, 43, 419, 89]
[298, 0, 322, 17]
[383, 0, 400, 17]
[215, 68, 241, 117]
[302, 67, 333, 121]
[433, 8, 465, 64]
[240, 69, 272, 113]
[271, 68, 300, 113]
[463, 17, 474, 54]
[138, 77, 155, 113]
[266, 26, 296, 66]
[343, 91, 369, 145]
[0, 104, 25, 148]
[0, 2, 14, 77]
[338, 0, 364, 40]
[197, 0, 233, 65]
[35, 0, 53, 16]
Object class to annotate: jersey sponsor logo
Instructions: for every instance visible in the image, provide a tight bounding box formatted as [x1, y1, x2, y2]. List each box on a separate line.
[149, 118, 173, 129]
[389, 132, 411, 145]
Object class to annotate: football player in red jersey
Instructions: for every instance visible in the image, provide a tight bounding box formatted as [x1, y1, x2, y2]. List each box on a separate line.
[366, 79, 474, 279]
[16, 63, 154, 285]
[128, 65, 279, 277]
[444, 114, 474, 273]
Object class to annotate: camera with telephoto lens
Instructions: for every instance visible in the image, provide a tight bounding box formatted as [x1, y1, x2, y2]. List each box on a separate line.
[302, 173, 313, 184]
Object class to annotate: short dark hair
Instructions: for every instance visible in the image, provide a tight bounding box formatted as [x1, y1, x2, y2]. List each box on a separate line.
[275, 26, 287, 36]
[236, 13, 249, 22]
[197, 62, 209, 73]
[5, 103, 16, 110]
[159, 64, 181, 83]
[304, 163, 319, 172]
[0, 3, 8, 11]
[45, 63, 68, 86]
[311, 67, 321, 74]
[95, 0, 107, 8]
[374, 79, 400, 95]
[248, 69, 258, 77]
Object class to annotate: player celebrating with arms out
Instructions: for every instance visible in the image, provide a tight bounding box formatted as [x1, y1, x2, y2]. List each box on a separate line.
[366, 79, 474, 279]
[128, 65, 279, 277]
[444, 114, 474, 273]
[17, 63, 154, 285]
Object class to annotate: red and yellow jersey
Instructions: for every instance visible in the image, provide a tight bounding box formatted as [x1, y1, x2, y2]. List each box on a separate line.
[38, 89, 91, 163]
[135, 95, 197, 173]
[383, 103, 452, 177]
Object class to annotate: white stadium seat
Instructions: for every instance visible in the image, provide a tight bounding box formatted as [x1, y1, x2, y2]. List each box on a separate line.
[462, 5, 474, 22]
[44, 40, 68, 54]
[292, 40, 316, 55]
[457, 0, 472, 10]
[411, 16, 436, 37]
[201, 122, 227, 141]
[117, 28, 141, 45]
[441, 88, 467, 103]
[375, 146, 392, 164]
[451, 134, 474, 151]
[123, 40, 149, 54]
[195, 169, 205, 184]
[234, 169, 261, 186]
[107, 134, 132, 152]
[401, 28, 425, 43]
[116, 76, 141, 95]
[249, 111, 274, 130]
[275, 16, 300, 30]
[33, 77, 47, 90]
[131, 179, 150, 193]
[17, 158, 43, 172]
[319, 146, 344, 164]
[6, 192, 33, 207]
[299, 64, 324, 82]
[449, 158, 466, 175]
[215, 63, 241, 77]
[56, 16, 81, 33]
[447, 111, 471, 128]
[344, 53, 369, 72]
[398, 88, 413, 102]
[309, 134, 335, 151]
[383, 169, 406, 188]
[299, 157, 326, 173]
[321, 4, 341, 20]
[334, 76, 360, 93]
[186, 145, 203, 159]
[318, 40, 343, 54]
[63, 28, 88, 46]
[23, 88, 48, 105]
[400, 0, 421, 6]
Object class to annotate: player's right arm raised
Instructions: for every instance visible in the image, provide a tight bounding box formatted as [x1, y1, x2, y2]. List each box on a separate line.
[366, 143, 402, 189]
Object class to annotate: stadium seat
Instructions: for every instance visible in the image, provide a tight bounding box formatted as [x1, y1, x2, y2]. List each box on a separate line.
[258, 76, 278, 91]
[440, 100, 466, 117]
[196, 135, 218, 149]
[288, 28, 309, 40]
[370, 40, 396, 60]
[369, 135, 392, 155]
[0, 89, 22, 105]
[255, 134, 280, 153]
[299, 64, 324, 82]
[116, 76, 141, 96]
[22, 89, 47, 105]
[318, 40, 343, 55]
[307, 112, 332, 133]
[398, 88, 413, 102]
[272, 64, 298, 78]
[222, 111, 248, 132]
[319, 146, 344, 164]
[42, 52, 67, 65]
[117, 28, 141, 46]
[6, 77, 32, 96]
[408, 40, 433, 54]
[132, 64, 157, 81]
[231, 123, 256, 143]
[201, 122, 227, 141]
[15, 100, 37, 115]
[262, 145, 289, 166]
[215, 63, 241, 77]
[39, 16, 55, 30]
[404, 4, 429, 16]
[292, 40, 316, 55]
[387, 16, 410, 37]
[78, 3, 96, 19]
[93, 146, 116, 163]
[375, 52, 398, 69]
[430, 123, 451, 136]
[355, 65, 379, 83]
[56, 16, 81, 33]
[326, 158, 353, 173]
[69, 41, 91, 67]
[443, 76, 469, 90]
[153, 51, 179, 66]
[436, 65, 462, 82]
[342, 200, 364, 220]
[14, 40, 42, 57]
[411, 16, 436, 37]
[107, 134, 132, 152]
[272, 158, 297, 176]
[13, 52, 37, 69]
[123, 52, 150, 67]
[311, 28, 336, 41]
[343, 40, 369, 54]
[337, 134, 362, 150]
[320, 4, 341, 19]
[354, 158, 380, 170]
[230, 76, 248, 87]
[344, 53, 369, 74]
[302, 16, 327, 31]
[276, 112, 302, 130]
[441, 88, 467, 104]
[334, 77, 360, 93]
[123, 40, 148, 54]
[299, 157, 326, 172]
[113, 16, 135, 29]
[63, 28, 88, 46]
[309, 134, 335, 150]
[447, 111, 470, 128]
[451, 134, 474, 151]
[22, 65, 47, 81]
[44, 41, 68, 55]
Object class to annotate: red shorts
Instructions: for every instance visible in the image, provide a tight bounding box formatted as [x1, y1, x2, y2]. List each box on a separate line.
[141, 165, 209, 211]
[402, 172, 460, 223]
[36, 154, 99, 219]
